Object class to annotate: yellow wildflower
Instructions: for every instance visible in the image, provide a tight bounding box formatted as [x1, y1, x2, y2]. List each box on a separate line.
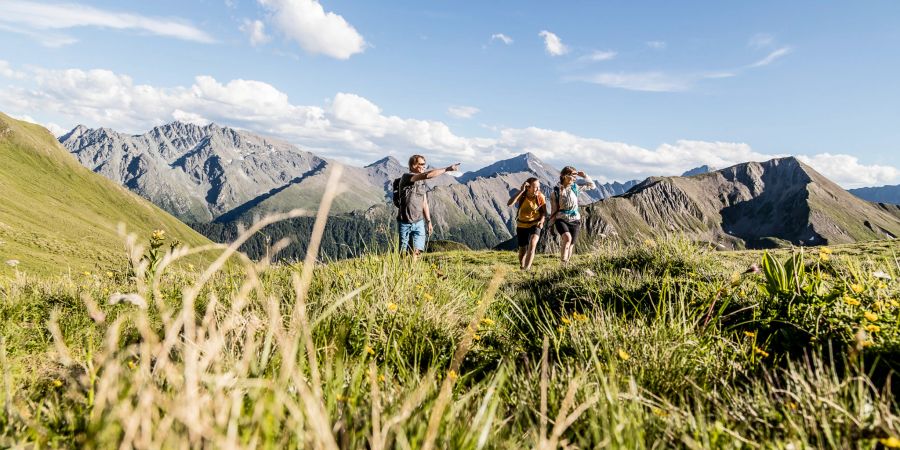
[573, 312, 588, 322]
[881, 437, 900, 449]
[480, 318, 495, 327]
[891, 300, 900, 308]
[187, 263, 195, 271]
[387, 302, 398, 313]
[617, 349, 630, 361]
[473, 333, 481, 341]
[127, 360, 137, 370]
[423, 293, 434, 301]
[874, 301, 885, 311]
[82, 271, 91, 276]
[52, 379, 63, 388]
[786, 401, 798, 411]
[863, 340, 875, 348]
[378, 374, 386, 383]
[819, 252, 830, 262]
[754, 347, 769, 358]
[151, 229, 165, 240]
[365, 346, 375, 355]
[743, 331, 757, 338]
[850, 284, 864, 294]
[866, 324, 881, 333]
[448, 370, 458, 381]
[864, 311, 878, 322]
[561, 317, 571, 325]
[843, 295, 860, 306]
[819, 246, 832, 255]
[105, 271, 114, 278]
[651, 407, 668, 417]
[557, 326, 566, 334]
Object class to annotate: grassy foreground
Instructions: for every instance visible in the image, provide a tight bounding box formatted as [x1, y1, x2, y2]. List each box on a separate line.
[2, 227, 900, 448]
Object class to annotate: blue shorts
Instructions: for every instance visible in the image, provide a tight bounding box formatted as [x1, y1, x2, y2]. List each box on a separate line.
[398, 220, 427, 253]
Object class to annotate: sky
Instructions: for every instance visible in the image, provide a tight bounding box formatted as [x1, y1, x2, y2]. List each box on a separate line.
[1, 0, 899, 188]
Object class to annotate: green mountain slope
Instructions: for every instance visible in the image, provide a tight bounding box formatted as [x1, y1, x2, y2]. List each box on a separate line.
[0, 113, 211, 276]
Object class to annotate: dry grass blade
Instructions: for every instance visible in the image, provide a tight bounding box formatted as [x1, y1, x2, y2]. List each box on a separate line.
[540, 334, 549, 446]
[421, 266, 507, 450]
[370, 361, 383, 450]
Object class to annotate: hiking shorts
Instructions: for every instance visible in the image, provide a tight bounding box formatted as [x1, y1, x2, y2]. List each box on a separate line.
[398, 219, 426, 253]
[516, 226, 541, 248]
[554, 218, 581, 242]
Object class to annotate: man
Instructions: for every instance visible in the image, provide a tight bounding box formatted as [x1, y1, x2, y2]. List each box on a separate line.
[397, 155, 460, 260]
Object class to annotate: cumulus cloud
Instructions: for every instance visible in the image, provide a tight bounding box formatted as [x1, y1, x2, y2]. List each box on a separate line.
[1, 61, 896, 187]
[258, 0, 365, 59]
[490, 33, 513, 45]
[538, 30, 568, 56]
[447, 106, 480, 119]
[0, 0, 215, 44]
[240, 19, 270, 46]
[0, 60, 26, 79]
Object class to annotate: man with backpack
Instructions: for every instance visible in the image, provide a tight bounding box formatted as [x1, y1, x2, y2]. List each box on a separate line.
[393, 155, 460, 260]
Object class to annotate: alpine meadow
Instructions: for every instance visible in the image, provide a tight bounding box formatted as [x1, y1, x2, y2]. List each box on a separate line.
[3, 1, 900, 449]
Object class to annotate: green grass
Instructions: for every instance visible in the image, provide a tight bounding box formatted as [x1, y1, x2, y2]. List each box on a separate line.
[0, 113, 212, 276]
[2, 229, 900, 448]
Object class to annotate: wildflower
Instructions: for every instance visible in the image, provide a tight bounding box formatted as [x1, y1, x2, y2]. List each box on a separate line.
[365, 346, 375, 356]
[557, 326, 566, 334]
[863, 340, 875, 348]
[843, 295, 860, 306]
[786, 401, 798, 411]
[743, 331, 757, 338]
[873, 270, 892, 280]
[891, 300, 900, 308]
[573, 312, 588, 322]
[187, 263, 195, 271]
[866, 324, 881, 333]
[378, 374, 386, 383]
[881, 437, 900, 448]
[819, 247, 833, 255]
[583, 268, 596, 277]
[52, 379, 63, 388]
[617, 349, 630, 361]
[335, 394, 348, 402]
[643, 239, 656, 247]
[651, 407, 668, 417]
[448, 370, 458, 381]
[864, 311, 878, 322]
[105, 271, 114, 278]
[754, 347, 769, 358]
[874, 301, 885, 311]
[739, 289, 747, 298]
[818, 252, 830, 262]
[127, 360, 137, 370]
[387, 302, 398, 313]
[480, 318, 495, 327]
[850, 284, 864, 294]
[422, 293, 434, 301]
[151, 229, 166, 241]
[561, 317, 571, 325]
[415, 284, 424, 291]
[473, 333, 481, 341]
[5, 259, 19, 267]
[82, 271, 91, 276]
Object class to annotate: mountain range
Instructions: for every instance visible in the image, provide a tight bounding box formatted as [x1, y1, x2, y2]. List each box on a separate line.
[0, 113, 210, 275]
[849, 184, 900, 205]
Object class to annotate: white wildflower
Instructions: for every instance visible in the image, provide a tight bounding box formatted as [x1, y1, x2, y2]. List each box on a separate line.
[5, 259, 19, 267]
[873, 271, 892, 280]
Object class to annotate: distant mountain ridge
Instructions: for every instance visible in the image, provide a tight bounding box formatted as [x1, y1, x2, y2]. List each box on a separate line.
[850, 184, 900, 205]
[568, 157, 900, 250]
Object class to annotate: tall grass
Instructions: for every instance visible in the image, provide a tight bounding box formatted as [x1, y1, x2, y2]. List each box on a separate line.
[2, 171, 900, 448]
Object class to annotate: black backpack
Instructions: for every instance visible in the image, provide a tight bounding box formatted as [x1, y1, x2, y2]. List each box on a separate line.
[391, 177, 403, 208]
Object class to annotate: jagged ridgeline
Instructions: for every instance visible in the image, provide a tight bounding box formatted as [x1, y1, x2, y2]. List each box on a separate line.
[0, 113, 211, 275]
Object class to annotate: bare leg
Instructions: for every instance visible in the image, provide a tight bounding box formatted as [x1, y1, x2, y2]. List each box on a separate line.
[523, 234, 539, 270]
[560, 232, 572, 264]
[518, 247, 527, 269]
[564, 240, 574, 262]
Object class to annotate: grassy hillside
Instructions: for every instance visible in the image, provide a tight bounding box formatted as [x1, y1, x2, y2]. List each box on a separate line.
[2, 230, 900, 447]
[0, 113, 211, 276]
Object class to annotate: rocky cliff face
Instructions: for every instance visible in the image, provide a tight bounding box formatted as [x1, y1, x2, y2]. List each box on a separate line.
[570, 157, 900, 250]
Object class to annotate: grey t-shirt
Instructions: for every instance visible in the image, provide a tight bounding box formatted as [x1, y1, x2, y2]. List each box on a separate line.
[398, 173, 427, 223]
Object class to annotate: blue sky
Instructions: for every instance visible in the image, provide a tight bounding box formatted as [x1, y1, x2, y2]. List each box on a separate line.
[1, 0, 898, 187]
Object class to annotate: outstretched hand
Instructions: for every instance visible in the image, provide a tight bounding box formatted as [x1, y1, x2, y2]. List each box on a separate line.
[446, 163, 461, 172]
[576, 170, 587, 178]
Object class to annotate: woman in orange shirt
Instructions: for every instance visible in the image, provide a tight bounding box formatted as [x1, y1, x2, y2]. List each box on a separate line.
[508, 177, 547, 270]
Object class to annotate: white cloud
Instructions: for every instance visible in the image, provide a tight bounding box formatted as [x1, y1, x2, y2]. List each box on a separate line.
[646, 41, 667, 50]
[0, 0, 215, 44]
[490, 33, 513, 45]
[571, 72, 692, 92]
[240, 19, 270, 46]
[538, 30, 569, 56]
[258, 0, 365, 59]
[749, 46, 792, 68]
[0, 60, 26, 79]
[581, 50, 617, 62]
[447, 106, 480, 119]
[1, 61, 895, 187]
[797, 154, 900, 188]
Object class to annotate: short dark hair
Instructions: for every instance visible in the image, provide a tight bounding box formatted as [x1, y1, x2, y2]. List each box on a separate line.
[525, 177, 539, 184]
[559, 166, 576, 184]
[408, 155, 425, 170]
